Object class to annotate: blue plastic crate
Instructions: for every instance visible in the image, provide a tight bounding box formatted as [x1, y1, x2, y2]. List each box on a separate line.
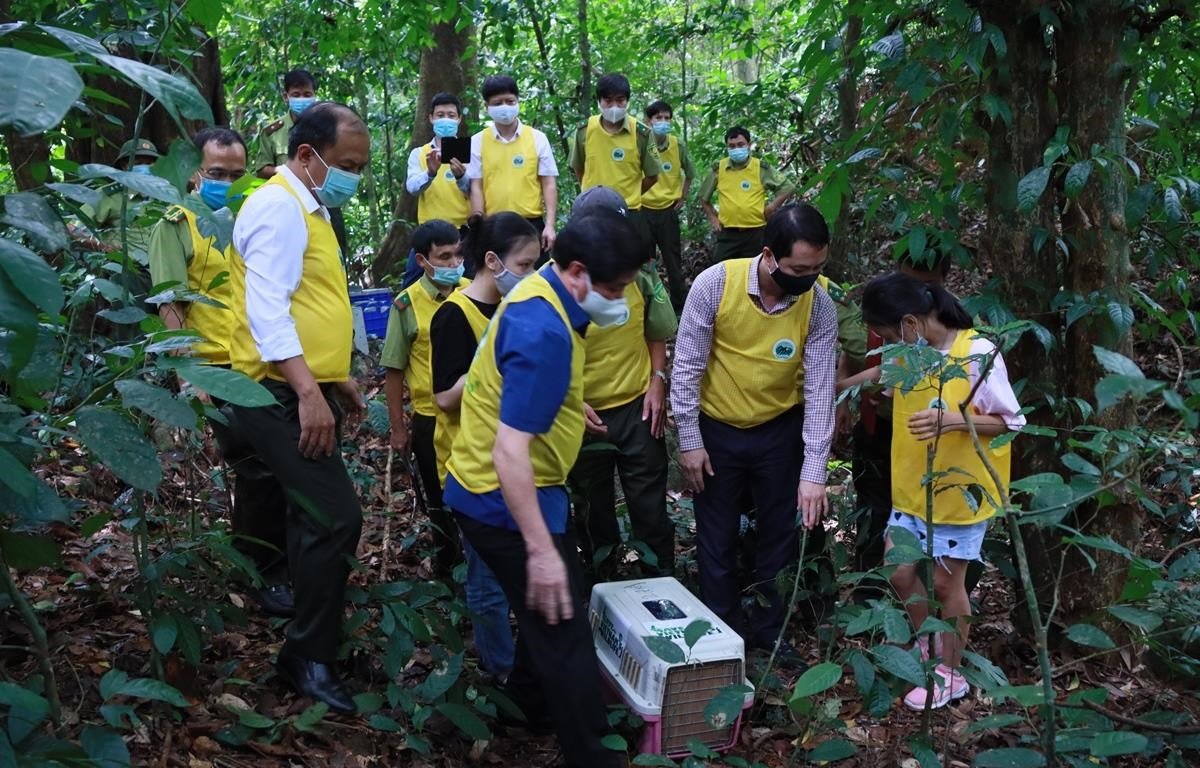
[349, 288, 393, 339]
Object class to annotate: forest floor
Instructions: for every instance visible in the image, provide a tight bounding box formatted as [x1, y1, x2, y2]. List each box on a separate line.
[7, 238, 1200, 767]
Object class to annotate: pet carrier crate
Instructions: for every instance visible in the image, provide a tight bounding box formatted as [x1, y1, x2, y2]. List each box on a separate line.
[590, 577, 755, 757]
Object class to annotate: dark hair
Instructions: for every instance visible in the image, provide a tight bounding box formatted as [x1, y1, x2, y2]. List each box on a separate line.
[462, 213, 538, 270]
[430, 92, 462, 114]
[283, 69, 316, 91]
[193, 127, 246, 154]
[552, 208, 644, 283]
[763, 203, 829, 261]
[412, 219, 461, 257]
[645, 100, 673, 120]
[287, 101, 367, 158]
[482, 76, 519, 101]
[862, 271, 973, 331]
[897, 243, 953, 279]
[725, 125, 751, 143]
[595, 73, 631, 101]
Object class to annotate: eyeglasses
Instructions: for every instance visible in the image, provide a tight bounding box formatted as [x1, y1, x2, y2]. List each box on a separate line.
[199, 167, 246, 182]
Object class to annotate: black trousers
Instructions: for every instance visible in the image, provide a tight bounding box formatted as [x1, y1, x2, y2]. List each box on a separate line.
[714, 226, 765, 262]
[523, 215, 551, 267]
[568, 395, 674, 579]
[852, 417, 893, 597]
[644, 206, 686, 312]
[694, 407, 825, 646]
[456, 515, 618, 768]
[223, 381, 362, 662]
[411, 412, 459, 576]
[625, 207, 655, 263]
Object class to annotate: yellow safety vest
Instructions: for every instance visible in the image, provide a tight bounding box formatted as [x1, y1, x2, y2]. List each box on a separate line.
[433, 290, 492, 487]
[699, 258, 815, 428]
[716, 157, 765, 228]
[642, 135, 682, 211]
[229, 175, 352, 383]
[417, 142, 470, 226]
[581, 115, 644, 209]
[480, 127, 543, 218]
[447, 272, 585, 493]
[891, 331, 1011, 525]
[399, 277, 470, 418]
[583, 281, 649, 410]
[177, 208, 234, 365]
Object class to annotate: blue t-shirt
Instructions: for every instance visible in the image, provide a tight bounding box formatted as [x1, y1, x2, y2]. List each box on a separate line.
[444, 266, 590, 533]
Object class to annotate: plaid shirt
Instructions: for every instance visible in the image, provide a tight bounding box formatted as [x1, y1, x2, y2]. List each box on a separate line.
[670, 256, 837, 484]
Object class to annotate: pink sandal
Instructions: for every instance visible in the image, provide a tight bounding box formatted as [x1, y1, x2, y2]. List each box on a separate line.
[903, 664, 969, 710]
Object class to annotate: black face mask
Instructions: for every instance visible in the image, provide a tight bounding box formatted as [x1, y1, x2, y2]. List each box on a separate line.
[769, 265, 819, 296]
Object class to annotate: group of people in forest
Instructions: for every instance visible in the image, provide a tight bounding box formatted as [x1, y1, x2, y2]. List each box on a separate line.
[100, 65, 1025, 768]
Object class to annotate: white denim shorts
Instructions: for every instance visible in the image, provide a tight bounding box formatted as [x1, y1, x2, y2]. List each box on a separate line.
[886, 510, 988, 563]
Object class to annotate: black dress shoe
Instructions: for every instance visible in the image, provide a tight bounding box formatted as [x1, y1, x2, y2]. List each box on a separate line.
[249, 584, 295, 618]
[276, 651, 357, 715]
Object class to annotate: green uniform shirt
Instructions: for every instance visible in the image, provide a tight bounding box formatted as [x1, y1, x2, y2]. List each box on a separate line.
[823, 280, 867, 366]
[380, 275, 451, 372]
[637, 265, 678, 341]
[568, 119, 663, 180]
[146, 198, 199, 290]
[697, 159, 794, 206]
[253, 113, 294, 173]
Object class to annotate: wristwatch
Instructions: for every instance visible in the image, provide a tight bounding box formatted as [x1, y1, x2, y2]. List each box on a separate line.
[653, 369, 668, 384]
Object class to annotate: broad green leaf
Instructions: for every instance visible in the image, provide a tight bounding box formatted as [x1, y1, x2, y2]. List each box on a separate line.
[293, 702, 329, 732]
[1, 192, 69, 253]
[75, 407, 162, 491]
[47, 182, 102, 210]
[1089, 731, 1147, 757]
[1060, 453, 1100, 477]
[436, 702, 489, 740]
[232, 707, 274, 729]
[703, 684, 749, 730]
[973, 747, 1046, 767]
[0, 445, 36, 497]
[966, 713, 1025, 733]
[173, 364, 277, 407]
[989, 684, 1047, 706]
[35, 23, 108, 56]
[962, 650, 1010, 688]
[870, 644, 925, 687]
[848, 649, 875, 696]
[808, 738, 856, 762]
[1017, 167, 1052, 214]
[683, 619, 712, 650]
[1064, 160, 1091, 199]
[96, 55, 213, 127]
[0, 682, 50, 743]
[115, 379, 198, 429]
[845, 148, 881, 164]
[687, 739, 720, 759]
[1093, 346, 1142, 378]
[632, 755, 677, 766]
[0, 530, 61, 570]
[97, 307, 148, 325]
[0, 238, 65, 315]
[184, 0, 224, 30]
[110, 675, 189, 707]
[1064, 623, 1115, 649]
[352, 693, 383, 715]
[790, 662, 842, 699]
[415, 652, 462, 701]
[600, 733, 627, 752]
[77, 164, 183, 206]
[0, 477, 67, 527]
[0, 48, 84, 135]
[1163, 187, 1184, 223]
[80, 724, 131, 768]
[150, 614, 177, 655]
[367, 713, 403, 732]
[1107, 605, 1162, 633]
[153, 139, 202, 197]
[644, 635, 685, 664]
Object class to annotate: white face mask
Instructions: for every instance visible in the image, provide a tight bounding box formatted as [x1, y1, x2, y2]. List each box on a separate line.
[578, 273, 629, 327]
[488, 103, 520, 126]
[601, 105, 627, 124]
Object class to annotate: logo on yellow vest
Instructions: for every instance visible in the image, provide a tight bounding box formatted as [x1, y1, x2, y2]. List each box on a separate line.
[513, 154, 525, 167]
[928, 397, 948, 411]
[444, 169, 455, 180]
[772, 338, 797, 361]
[612, 148, 626, 161]
[740, 180, 753, 191]
[662, 161, 673, 172]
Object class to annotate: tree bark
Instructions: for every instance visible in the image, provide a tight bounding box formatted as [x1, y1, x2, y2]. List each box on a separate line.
[578, 0, 592, 121]
[825, 9, 862, 283]
[373, 18, 476, 284]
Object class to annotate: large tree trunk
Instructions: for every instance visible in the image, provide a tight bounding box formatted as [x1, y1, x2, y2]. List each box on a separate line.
[825, 11, 862, 284]
[373, 19, 476, 284]
[1038, 0, 1139, 628]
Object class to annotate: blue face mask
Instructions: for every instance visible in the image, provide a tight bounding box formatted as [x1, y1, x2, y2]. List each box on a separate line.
[651, 120, 672, 136]
[130, 164, 153, 176]
[727, 147, 750, 164]
[427, 260, 465, 287]
[307, 149, 361, 208]
[432, 118, 460, 138]
[199, 177, 232, 210]
[579, 273, 629, 327]
[289, 96, 316, 115]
